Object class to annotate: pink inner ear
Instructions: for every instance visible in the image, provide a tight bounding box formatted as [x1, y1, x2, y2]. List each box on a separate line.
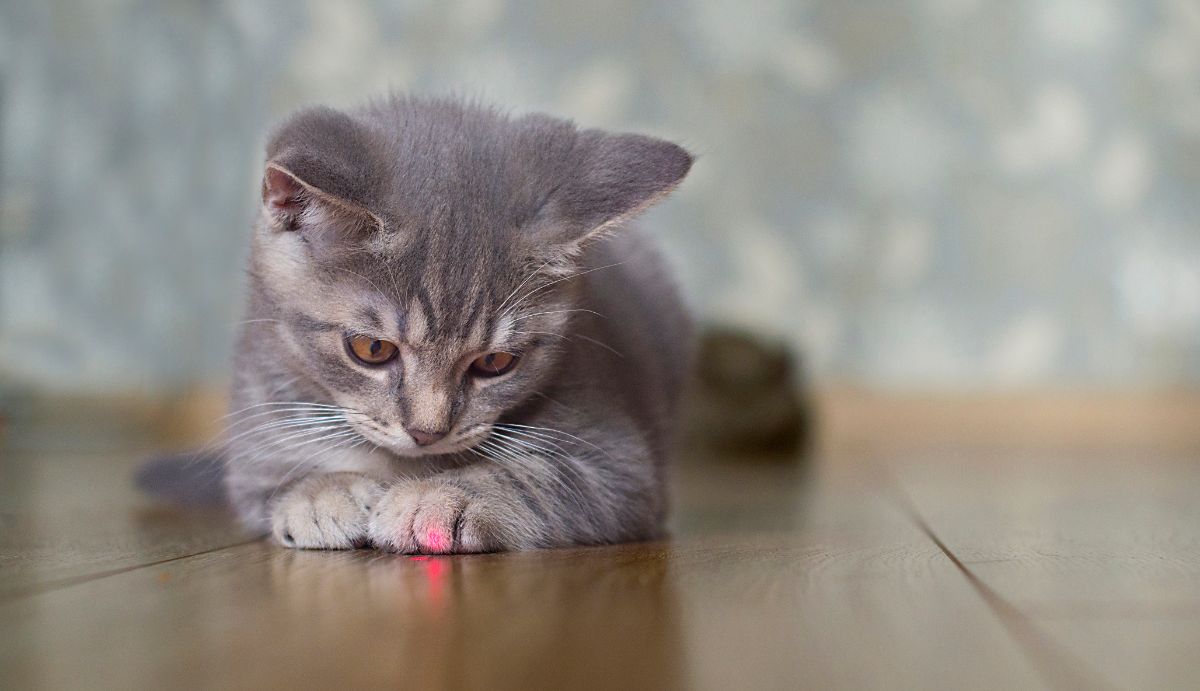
[263, 167, 305, 213]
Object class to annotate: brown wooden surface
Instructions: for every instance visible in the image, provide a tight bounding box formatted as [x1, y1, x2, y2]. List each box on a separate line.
[2, 395, 1199, 690]
[886, 452, 1200, 690]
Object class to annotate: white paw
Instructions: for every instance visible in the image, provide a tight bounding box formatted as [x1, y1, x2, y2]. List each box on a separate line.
[367, 480, 531, 554]
[271, 473, 383, 549]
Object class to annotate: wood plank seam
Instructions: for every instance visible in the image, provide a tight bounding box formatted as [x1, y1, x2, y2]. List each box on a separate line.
[882, 475, 1117, 691]
[0, 538, 262, 606]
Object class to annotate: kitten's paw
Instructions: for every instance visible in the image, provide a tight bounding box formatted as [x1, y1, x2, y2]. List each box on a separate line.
[368, 480, 528, 554]
[270, 473, 383, 549]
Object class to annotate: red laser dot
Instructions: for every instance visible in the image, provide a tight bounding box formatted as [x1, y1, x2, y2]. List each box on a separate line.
[425, 528, 450, 553]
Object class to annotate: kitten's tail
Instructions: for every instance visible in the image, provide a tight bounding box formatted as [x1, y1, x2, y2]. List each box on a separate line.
[135, 451, 228, 505]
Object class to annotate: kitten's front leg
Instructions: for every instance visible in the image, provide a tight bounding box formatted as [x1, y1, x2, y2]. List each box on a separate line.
[271, 472, 384, 549]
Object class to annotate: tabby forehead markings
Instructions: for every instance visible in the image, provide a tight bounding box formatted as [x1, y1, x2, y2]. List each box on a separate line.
[406, 295, 428, 344]
[291, 313, 341, 333]
[465, 301, 489, 350]
[357, 307, 384, 332]
[415, 286, 439, 335]
[455, 275, 490, 344]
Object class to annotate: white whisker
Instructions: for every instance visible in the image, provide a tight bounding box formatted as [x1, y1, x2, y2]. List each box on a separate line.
[478, 437, 589, 509]
[511, 308, 606, 323]
[504, 261, 627, 316]
[574, 334, 624, 358]
[489, 428, 571, 457]
[241, 424, 354, 464]
[221, 401, 348, 420]
[494, 423, 607, 456]
[267, 431, 368, 502]
[223, 415, 347, 446]
[497, 257, 556, 314]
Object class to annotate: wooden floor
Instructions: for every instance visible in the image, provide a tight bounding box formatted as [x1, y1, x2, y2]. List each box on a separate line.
[2, 394, 1199, 690]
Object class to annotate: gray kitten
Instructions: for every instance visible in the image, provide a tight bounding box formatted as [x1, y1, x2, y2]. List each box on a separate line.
[224, 96, 693, 553]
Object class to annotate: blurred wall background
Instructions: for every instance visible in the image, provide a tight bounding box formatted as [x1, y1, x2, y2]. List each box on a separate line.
[2, 0, 1199, 396]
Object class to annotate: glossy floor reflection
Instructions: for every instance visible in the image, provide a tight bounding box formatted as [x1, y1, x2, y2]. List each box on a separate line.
[2, 419, 1199, 690]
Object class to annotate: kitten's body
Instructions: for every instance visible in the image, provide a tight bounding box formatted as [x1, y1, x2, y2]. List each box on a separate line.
[223, 97, 692, 553]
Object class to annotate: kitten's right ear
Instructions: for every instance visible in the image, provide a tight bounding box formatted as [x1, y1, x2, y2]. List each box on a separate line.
[260, 162, 384, 235]
[261, 164, 308, 230]
[260, 107, 386, 234]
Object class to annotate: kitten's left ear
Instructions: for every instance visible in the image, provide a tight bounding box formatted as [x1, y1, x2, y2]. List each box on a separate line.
[537, 130, 693, 247]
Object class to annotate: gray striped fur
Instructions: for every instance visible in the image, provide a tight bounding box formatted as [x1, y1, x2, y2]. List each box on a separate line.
[224, 96, 693, 553]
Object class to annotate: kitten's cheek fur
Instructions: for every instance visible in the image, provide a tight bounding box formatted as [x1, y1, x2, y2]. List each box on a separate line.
[270, 473, 384, 550]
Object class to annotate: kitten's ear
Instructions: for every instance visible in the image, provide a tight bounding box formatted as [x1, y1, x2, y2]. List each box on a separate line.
[260, 107, 384, 234]
[261, 164, 308, 228]
[538, 130, 693, 247]
[260, 163, 381, 234]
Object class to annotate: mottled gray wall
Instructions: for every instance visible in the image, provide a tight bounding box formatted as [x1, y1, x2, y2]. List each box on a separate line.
[2, 0, 1199, 393]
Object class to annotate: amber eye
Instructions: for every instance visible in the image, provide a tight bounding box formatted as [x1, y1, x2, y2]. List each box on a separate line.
[468, 351, 519, 378]
[346, 335, 398, 366]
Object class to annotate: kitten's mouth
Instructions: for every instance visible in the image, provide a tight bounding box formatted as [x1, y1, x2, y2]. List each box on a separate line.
[350, 421, 492, 457]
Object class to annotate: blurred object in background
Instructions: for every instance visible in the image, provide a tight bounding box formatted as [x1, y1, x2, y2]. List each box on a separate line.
[681, 326, 810, 460]
[3, 0, 1200, 402]
[0, 387, 225, 454]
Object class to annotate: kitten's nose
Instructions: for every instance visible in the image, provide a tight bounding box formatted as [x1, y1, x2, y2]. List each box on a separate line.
[406, 427, 447, 447]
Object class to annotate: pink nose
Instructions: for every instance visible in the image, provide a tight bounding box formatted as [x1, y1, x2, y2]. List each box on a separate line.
[406, 428, 447, 446]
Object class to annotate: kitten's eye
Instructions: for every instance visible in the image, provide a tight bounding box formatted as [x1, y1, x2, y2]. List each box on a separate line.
[468, 351, 519, 378]
[346, 335, 398, 366]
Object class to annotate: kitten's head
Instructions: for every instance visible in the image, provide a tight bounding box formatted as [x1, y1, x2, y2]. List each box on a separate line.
[249, 97, 691, 456]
